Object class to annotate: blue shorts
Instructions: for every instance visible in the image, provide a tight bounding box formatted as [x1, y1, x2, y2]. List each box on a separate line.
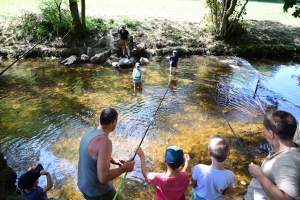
[190, 192, 206, 200]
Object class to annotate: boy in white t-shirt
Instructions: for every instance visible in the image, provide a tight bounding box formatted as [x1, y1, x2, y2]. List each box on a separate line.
[190, 135, 237, 200]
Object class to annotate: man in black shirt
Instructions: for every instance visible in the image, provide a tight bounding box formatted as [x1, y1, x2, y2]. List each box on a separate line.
[119, 24, 130, 59]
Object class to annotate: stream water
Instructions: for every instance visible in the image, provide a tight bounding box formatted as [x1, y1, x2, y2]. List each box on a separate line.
[0, 56, 299, 199]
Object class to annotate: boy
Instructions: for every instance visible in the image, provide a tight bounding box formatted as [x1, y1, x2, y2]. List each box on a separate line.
[169, 50, 179, 76]
[18, 164, 53, 200]
[132, 62, 143, 94]
[191, 135, 237, 200]
[136, 146, 190, 200]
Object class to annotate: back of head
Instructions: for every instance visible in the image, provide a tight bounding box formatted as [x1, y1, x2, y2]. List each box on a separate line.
[208, 135, 230, 162]
[263, 110, 297, 141]
[165, 146, 184, 170]
[100, 108, 118, 125]
[18, 164, 44, 189]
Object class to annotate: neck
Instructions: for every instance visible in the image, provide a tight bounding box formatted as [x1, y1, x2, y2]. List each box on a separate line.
[210, 157, 225, 170]
[273, 139, 296, 152]
[165, 166, 179, 177]
[96, 124, 111, 135]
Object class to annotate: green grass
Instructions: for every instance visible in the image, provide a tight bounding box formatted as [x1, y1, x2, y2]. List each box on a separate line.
[0, 0, 298, 25]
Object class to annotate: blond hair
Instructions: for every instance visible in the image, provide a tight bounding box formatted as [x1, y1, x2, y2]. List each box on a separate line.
[208, 135, 230, 162]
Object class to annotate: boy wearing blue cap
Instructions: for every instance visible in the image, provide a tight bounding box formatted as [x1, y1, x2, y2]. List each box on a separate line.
[136, 146, 190, 200]
[18, 164, 53, 200]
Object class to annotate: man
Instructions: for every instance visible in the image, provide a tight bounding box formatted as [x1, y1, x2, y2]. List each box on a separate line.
[119, 24, 130, 59]
[245, 110, 300, 200]
[169, 50, 179, 77]
[78, 108, 135, 200]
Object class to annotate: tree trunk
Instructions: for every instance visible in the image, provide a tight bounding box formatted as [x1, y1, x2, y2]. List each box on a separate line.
[219, 0, 237, 39]
[69, 0, 83, 39]
[81, 0, 86, 30]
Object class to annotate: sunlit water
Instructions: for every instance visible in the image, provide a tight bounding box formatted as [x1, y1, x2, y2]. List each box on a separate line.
[0, 56, 299, 199]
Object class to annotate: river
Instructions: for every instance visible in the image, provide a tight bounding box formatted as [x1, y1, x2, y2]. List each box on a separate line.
[0, 56, 299, 199]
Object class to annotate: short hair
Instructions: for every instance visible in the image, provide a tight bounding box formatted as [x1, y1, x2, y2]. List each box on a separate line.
[208, 135, 230, 162]
[263, 110, 297, 141]
[100, 108, 118, 125]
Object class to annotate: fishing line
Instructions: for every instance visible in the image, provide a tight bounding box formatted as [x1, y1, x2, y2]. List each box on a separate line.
[113, 82, 170, 200]
[207, 86, 251, 163]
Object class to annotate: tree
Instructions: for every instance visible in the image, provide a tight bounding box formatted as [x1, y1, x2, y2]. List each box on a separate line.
[205, 0, 248, 40]
[283, 0, 300, 18]
[69, 0, 86, 38]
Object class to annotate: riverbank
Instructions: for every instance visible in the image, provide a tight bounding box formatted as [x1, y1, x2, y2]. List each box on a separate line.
[0, 15, 299, 62]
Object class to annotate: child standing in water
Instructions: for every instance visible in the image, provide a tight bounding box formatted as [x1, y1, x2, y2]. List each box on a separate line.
[132, 62, 143, 94]
[169, 50, 179, 77]
[136, 146, 190, 200]
[190, 135, 237, 200]
[18, 164, 53, 200]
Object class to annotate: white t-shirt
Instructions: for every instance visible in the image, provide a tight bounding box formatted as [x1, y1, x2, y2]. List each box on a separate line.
[245, 144, 300, 200]
[192, 164, 237, 200]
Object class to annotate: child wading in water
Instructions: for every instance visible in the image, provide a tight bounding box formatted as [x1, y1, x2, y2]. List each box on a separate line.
[136, 146, 190, 200]
[190, 135, 237, 200]
[132, 62, 143, 94]
[18, 164, 53, 200]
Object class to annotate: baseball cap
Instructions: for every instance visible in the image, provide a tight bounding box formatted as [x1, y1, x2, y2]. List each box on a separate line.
[121, 24, 126, 28]
[173, 50, 177, 53]
[18, 164, 44, 189]
[165, 146, 184, 166]
[135, 63, 140, 67]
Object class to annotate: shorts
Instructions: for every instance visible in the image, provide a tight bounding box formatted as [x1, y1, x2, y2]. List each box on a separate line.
[82, 188, 117, 200]
[119, 39, 129, 46]
[190, 192, 206, 200]
[170, 66, 177, 73]
[134, 82, 143, 88]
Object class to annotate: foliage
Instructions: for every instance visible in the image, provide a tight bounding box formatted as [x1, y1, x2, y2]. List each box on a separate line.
[86, 17, 113, 35]
[204, 0, 248, 40]
[283, 0, 300, 17]
[123, 18, 142, 31]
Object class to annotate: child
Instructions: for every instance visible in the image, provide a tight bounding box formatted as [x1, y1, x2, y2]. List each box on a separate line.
[18, 164, 53, 200]
[169, 50, 179, 76]
[136, 146, 190, 200]
[190, 135, 237, 200]
[132, 62, 143, 94]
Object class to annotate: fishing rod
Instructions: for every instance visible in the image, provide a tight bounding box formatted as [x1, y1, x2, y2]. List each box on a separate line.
[113, 82, 171, 200]
[0, 29, 56, 76]
[207, 86, 251, 163]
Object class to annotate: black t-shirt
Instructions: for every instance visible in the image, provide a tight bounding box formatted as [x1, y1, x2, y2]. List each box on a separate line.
[119, 30, 129, 40]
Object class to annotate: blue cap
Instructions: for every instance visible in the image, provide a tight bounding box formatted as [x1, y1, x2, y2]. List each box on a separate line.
[165, 146, 184, 165]
[18, 164, 44, 189]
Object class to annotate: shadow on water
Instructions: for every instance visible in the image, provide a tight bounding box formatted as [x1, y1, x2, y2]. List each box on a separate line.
[0, 56, 299, 199]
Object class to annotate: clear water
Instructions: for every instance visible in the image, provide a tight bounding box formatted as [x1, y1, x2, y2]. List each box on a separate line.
[0, 56, 299, 199]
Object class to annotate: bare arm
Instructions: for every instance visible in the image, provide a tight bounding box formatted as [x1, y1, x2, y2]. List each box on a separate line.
[248, 163, 295, 200]
[190, 178, 197, 187]
[97, 138, 134, 183]
[135, 147, 149, 178]
[222, 187, 232, 195]
[181, 154, 190, 173]
[40, 170, 53, 193]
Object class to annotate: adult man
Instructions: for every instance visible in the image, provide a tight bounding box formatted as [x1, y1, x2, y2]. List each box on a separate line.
[119, 24, 130, 59]
[78, 108, 135, 200]
[245, 110, 300, 200]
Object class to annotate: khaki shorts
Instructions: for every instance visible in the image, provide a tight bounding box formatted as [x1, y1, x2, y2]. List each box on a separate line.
[170, 66, 177, 73]
[119, 39, 129, 46]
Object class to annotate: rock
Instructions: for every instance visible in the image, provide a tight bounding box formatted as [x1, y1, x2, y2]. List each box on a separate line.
[146, 49, 156, 57]
[106, 59, 113, 65]
[118, 58, 135, 68]
[98, 36, 109, 48]
[81, 54, 90, 62]
[110, 27, 119, 38]
[87, 47, 96, 57]
[91, 51, 110, 64]
[110, 54, 120, 62]
[140, 57, 149, 65]
[61, 55, 77, 66]
[132, 42, 147, 58]
[152, 56, 162, 62]
[112, 62, 119, 68]
[0, 152, 17, 196]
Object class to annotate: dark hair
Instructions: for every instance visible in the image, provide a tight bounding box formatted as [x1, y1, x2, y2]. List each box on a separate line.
[263, 110, 297, 141]
[100, 108, 118, 125]
[167, 163, 182, 170]
[208, 135, 230, 162]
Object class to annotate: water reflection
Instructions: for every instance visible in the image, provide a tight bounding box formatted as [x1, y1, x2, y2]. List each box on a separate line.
[0, 56, 299, 199]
